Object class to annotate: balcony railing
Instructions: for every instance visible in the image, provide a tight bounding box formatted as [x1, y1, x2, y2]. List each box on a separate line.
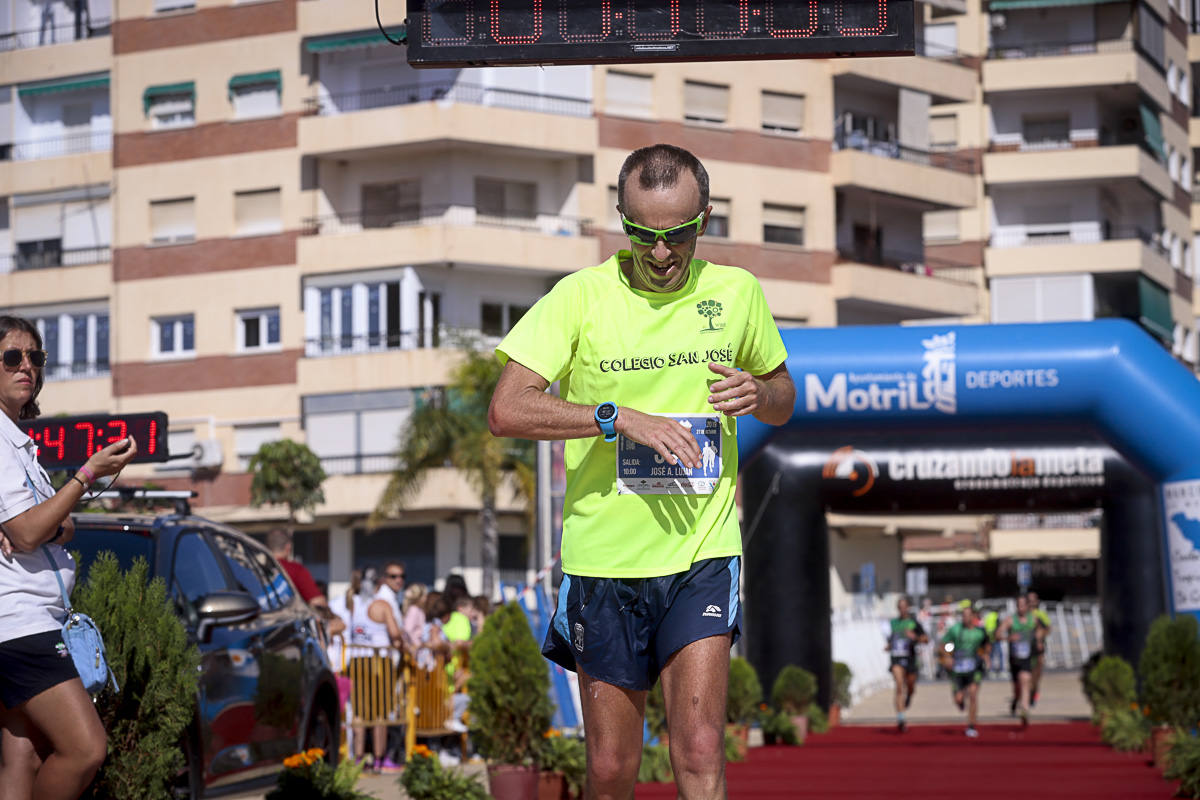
[7, 131, 111, 162]
[989, 224, 1166, 252]
[1, 245, 111, 272]
[304, 326, 502, 359]
[836, 247, 982, 285]
[987, 37, 1133, 60]
[833, 129, 976, 174]
[43, 362, 111, 382]
[318, 453, 399, 476]
[304, 80, 592, 118]
[302, 204, 592, 237]
[0, 18, 111, 53]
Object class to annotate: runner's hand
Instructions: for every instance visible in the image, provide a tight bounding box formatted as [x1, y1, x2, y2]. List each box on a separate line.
[614, 407, 702, 470]
[0, 531, 11, 558]
[707, 363, 759, 417]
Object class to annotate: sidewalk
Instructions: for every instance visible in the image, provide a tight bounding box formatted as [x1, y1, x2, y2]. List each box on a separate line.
[844, 669, 1091, 724]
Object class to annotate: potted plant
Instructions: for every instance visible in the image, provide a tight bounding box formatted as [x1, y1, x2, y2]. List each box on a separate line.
[770, 664, 816, 742]
[399, 744, 489, 800]
[536, 730, 585, 800]
[267, 748, 372, 800]
[726, 657, 763, 761]
[1164, 728, 1200, 797]
[1138, 614, 1200, 768]
[1100, 705, 1151, 752]
[1083, 655, 1137, 725]
[466, 601, 554, 799]
[830, 661, 853, 726]
[760, 708, 800, 746]
[645, 680, 668, 748]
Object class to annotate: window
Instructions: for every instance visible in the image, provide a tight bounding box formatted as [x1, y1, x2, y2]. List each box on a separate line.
[231, 79, 281, 120]
[604, 71, 652, 118]
[237, 307, 280, 352]
[606, 185, 621, 231]
[924, 210, 960, 243]
[763, 204, 805, 246]
[312, 281, 401, 353]
[170, 532, 230, 608]
[235, 423, 281, 471]
[304, 390, 413, 475]
[1137, 5, 1165, 68]
[929, 114, 958, 150]
[480, 302, 530, 337]
[154, 0, 195, 12]
[12, 186, 111, 268]
[153, 314, 195, 357]
[150, 197, 195, 244]
[16, 240, 62, 271]
[212, 534, 273, 611]
[32, 309, 109, 379]
[684, 80, 728, 125]
[475, 178, 536, 220]
[63, 102, 91, 137]
[362, 181, 420, 228]
[1021, 115, 1069, 149]
[706, 198, 730, 238]
[761, 91, 804, 134]
[233, 188, 281, 236]
[148, 91, 194, 130]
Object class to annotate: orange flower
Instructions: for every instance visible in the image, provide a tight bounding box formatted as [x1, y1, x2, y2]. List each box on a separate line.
[412, 744, 433, 759]
[283, 754, 305, 769]
[306, 748, 325, 760]
[543, 729, 562, 738]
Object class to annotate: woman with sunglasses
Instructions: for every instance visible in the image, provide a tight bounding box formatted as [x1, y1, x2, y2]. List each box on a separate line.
[0, 314, 138, 800]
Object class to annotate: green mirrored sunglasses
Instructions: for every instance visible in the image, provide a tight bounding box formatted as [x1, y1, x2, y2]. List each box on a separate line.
[621, 211, 705, 247]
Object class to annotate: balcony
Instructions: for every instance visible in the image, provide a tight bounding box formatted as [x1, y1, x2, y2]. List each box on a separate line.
[983, 38, 1165, 105]
[300, 80, 596, 159]
[0, 18, 111, 52]
[833, 248, 983, 322]
[984, 144, 1172, 198]
[831, 42, 976, 103]
[43, 361, 112, 382]
[298, 205, 598, 275]
[986, 226, 1173, 285]
[0, 21, 111, 85]
[0, 131, 112, 195]
[297, 334, 470, 394]
[0, 245, 111, 273]
[6, 130, 111, 162]
[830, 130, 977, 209]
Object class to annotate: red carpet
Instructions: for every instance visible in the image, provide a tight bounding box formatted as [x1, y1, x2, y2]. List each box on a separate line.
[635, 722, 1179, 799]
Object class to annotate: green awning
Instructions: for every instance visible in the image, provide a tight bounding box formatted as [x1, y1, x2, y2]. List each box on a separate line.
[143, 81, 195, 114]
[228, 70, 282, 99]
[1139, 102, 1166, 159]
[988, 0, 1125, 8]
[305, 30, 396, 53]
[19, 75, 109, 98]
[1138, 275, 1173, 343]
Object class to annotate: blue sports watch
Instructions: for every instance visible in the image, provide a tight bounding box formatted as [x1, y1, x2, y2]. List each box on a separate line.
[594, 402, 618, 442]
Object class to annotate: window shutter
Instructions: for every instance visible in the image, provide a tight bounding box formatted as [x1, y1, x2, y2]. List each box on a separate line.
[234, 189, 281, 236]
[150, 197, 195, 242]
[761, 91, 804, 133]
[684, 80, 728, 123]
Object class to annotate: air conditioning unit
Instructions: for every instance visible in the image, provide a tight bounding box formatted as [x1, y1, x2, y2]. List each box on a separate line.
[990, 13, 1007, 29]
[192, 439, 224, 469]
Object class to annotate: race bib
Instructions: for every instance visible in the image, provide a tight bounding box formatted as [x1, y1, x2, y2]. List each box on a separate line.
[617, 415, 721, 495]
[1012, 640, 1032, 660]
[890, 635, 912, 657]
[953, 655, 977, 673]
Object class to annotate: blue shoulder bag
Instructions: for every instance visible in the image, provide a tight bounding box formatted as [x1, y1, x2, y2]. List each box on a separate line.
[22, 472, 118, 696]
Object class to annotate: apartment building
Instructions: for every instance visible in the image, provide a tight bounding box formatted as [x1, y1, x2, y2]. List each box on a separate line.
[1, 0, 1193, 598]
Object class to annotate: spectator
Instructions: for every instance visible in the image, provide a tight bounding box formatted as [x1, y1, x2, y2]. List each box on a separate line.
[374, 561, 411, 647]
[267, 529, 343, 636]
[402, 583, 427, 646]
[347, 565, 407, 772]
[468, 595, 491, 635]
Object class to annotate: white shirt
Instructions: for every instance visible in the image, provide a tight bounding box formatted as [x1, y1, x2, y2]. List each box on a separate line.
[0, 413, 74, 643]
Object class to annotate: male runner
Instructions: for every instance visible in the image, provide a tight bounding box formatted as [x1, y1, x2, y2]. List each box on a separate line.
[1001, 594, 1042, 727]
[1028, 590, 1052, 707]
[489, 143, 795, 800]
[884, 596, 927, 732]
[939, 604, 991, 738]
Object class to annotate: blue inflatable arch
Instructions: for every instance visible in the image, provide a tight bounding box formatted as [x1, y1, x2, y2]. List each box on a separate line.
[737, 319, 1200, 688]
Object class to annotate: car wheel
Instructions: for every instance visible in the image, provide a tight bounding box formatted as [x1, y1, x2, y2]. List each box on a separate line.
[303, 703, 336, 764]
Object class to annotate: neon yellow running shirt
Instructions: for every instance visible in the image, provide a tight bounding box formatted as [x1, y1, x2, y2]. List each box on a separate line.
[497, 252, 788, 579]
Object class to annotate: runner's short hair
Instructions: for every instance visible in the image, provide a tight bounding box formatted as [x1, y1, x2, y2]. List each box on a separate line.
[617, 144, 710, 216]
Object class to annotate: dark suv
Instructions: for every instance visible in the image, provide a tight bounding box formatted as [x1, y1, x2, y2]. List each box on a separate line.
[70, 513, 340, 799]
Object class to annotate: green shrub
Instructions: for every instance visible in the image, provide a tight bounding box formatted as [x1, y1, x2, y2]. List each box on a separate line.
[399, 748, 489, 800]
[537, 733, 586, 798]
[74, 552, 200, 800]
[832, 662, 853, 709]
[723, 727, 745, 762]
[806, 703, 829, 734]
[645, 680, 667, 739]
[770, 665, 816, 714]
[1165, 729, 1200, 799]
[1138, 615, 1200, 729]
[637, 744, 674, 783]
[761, 709, 800, 745]
[1083, 655, 1137, 722]
[1100, 706, 1151, 752]
[267, 748, 371, 800]
[248, 438, 327, 520]
[726, 657, 763, 724]
[466, 601, 553, 764]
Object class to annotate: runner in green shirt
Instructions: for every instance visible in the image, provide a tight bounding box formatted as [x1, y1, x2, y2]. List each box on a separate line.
[1000, 594, 1042, 728]
[939, 604, 991, 738]
[884, 596, 927, 732]
[490, 144, 795, 799]
[1028, 590, 1052, 707]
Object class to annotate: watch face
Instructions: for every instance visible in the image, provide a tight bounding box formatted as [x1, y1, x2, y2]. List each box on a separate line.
[597, 403, 616, 421]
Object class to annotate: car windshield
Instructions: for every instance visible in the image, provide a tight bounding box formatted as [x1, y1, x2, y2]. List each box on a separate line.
[71, 526, 156, 581]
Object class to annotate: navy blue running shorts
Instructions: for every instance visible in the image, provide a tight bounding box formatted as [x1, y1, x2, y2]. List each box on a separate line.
[541, 555, 741, 691]
[0, 629, 80, 709]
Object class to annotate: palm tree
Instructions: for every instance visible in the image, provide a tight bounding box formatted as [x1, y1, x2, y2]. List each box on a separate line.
[371, 347, 535, 596]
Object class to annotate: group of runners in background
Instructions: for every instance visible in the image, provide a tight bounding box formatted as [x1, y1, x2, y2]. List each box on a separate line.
[885, 591, 1052, 737]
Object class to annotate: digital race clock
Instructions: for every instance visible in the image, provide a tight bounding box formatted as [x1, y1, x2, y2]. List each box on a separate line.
[25, 412, 169, 470]
[406, 0, 915, 68]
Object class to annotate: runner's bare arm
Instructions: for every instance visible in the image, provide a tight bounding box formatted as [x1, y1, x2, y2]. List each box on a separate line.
[488, 359, 702, 469]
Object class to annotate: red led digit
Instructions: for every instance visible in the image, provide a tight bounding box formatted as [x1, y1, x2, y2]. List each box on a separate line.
[44, 425, 65, 461]
[559, 0, 611, 43]
[74, 422, 96, 458]
[697, 0, 749, 40]
[147, 419, 157, 455]
[836, 0, 887, 36]
[765, 0, 818, 37]
[106, 419, 127, 448]
[628, 0, 680, 41]
[424, 0, 474, 46]
[489, 0, 542, 44]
